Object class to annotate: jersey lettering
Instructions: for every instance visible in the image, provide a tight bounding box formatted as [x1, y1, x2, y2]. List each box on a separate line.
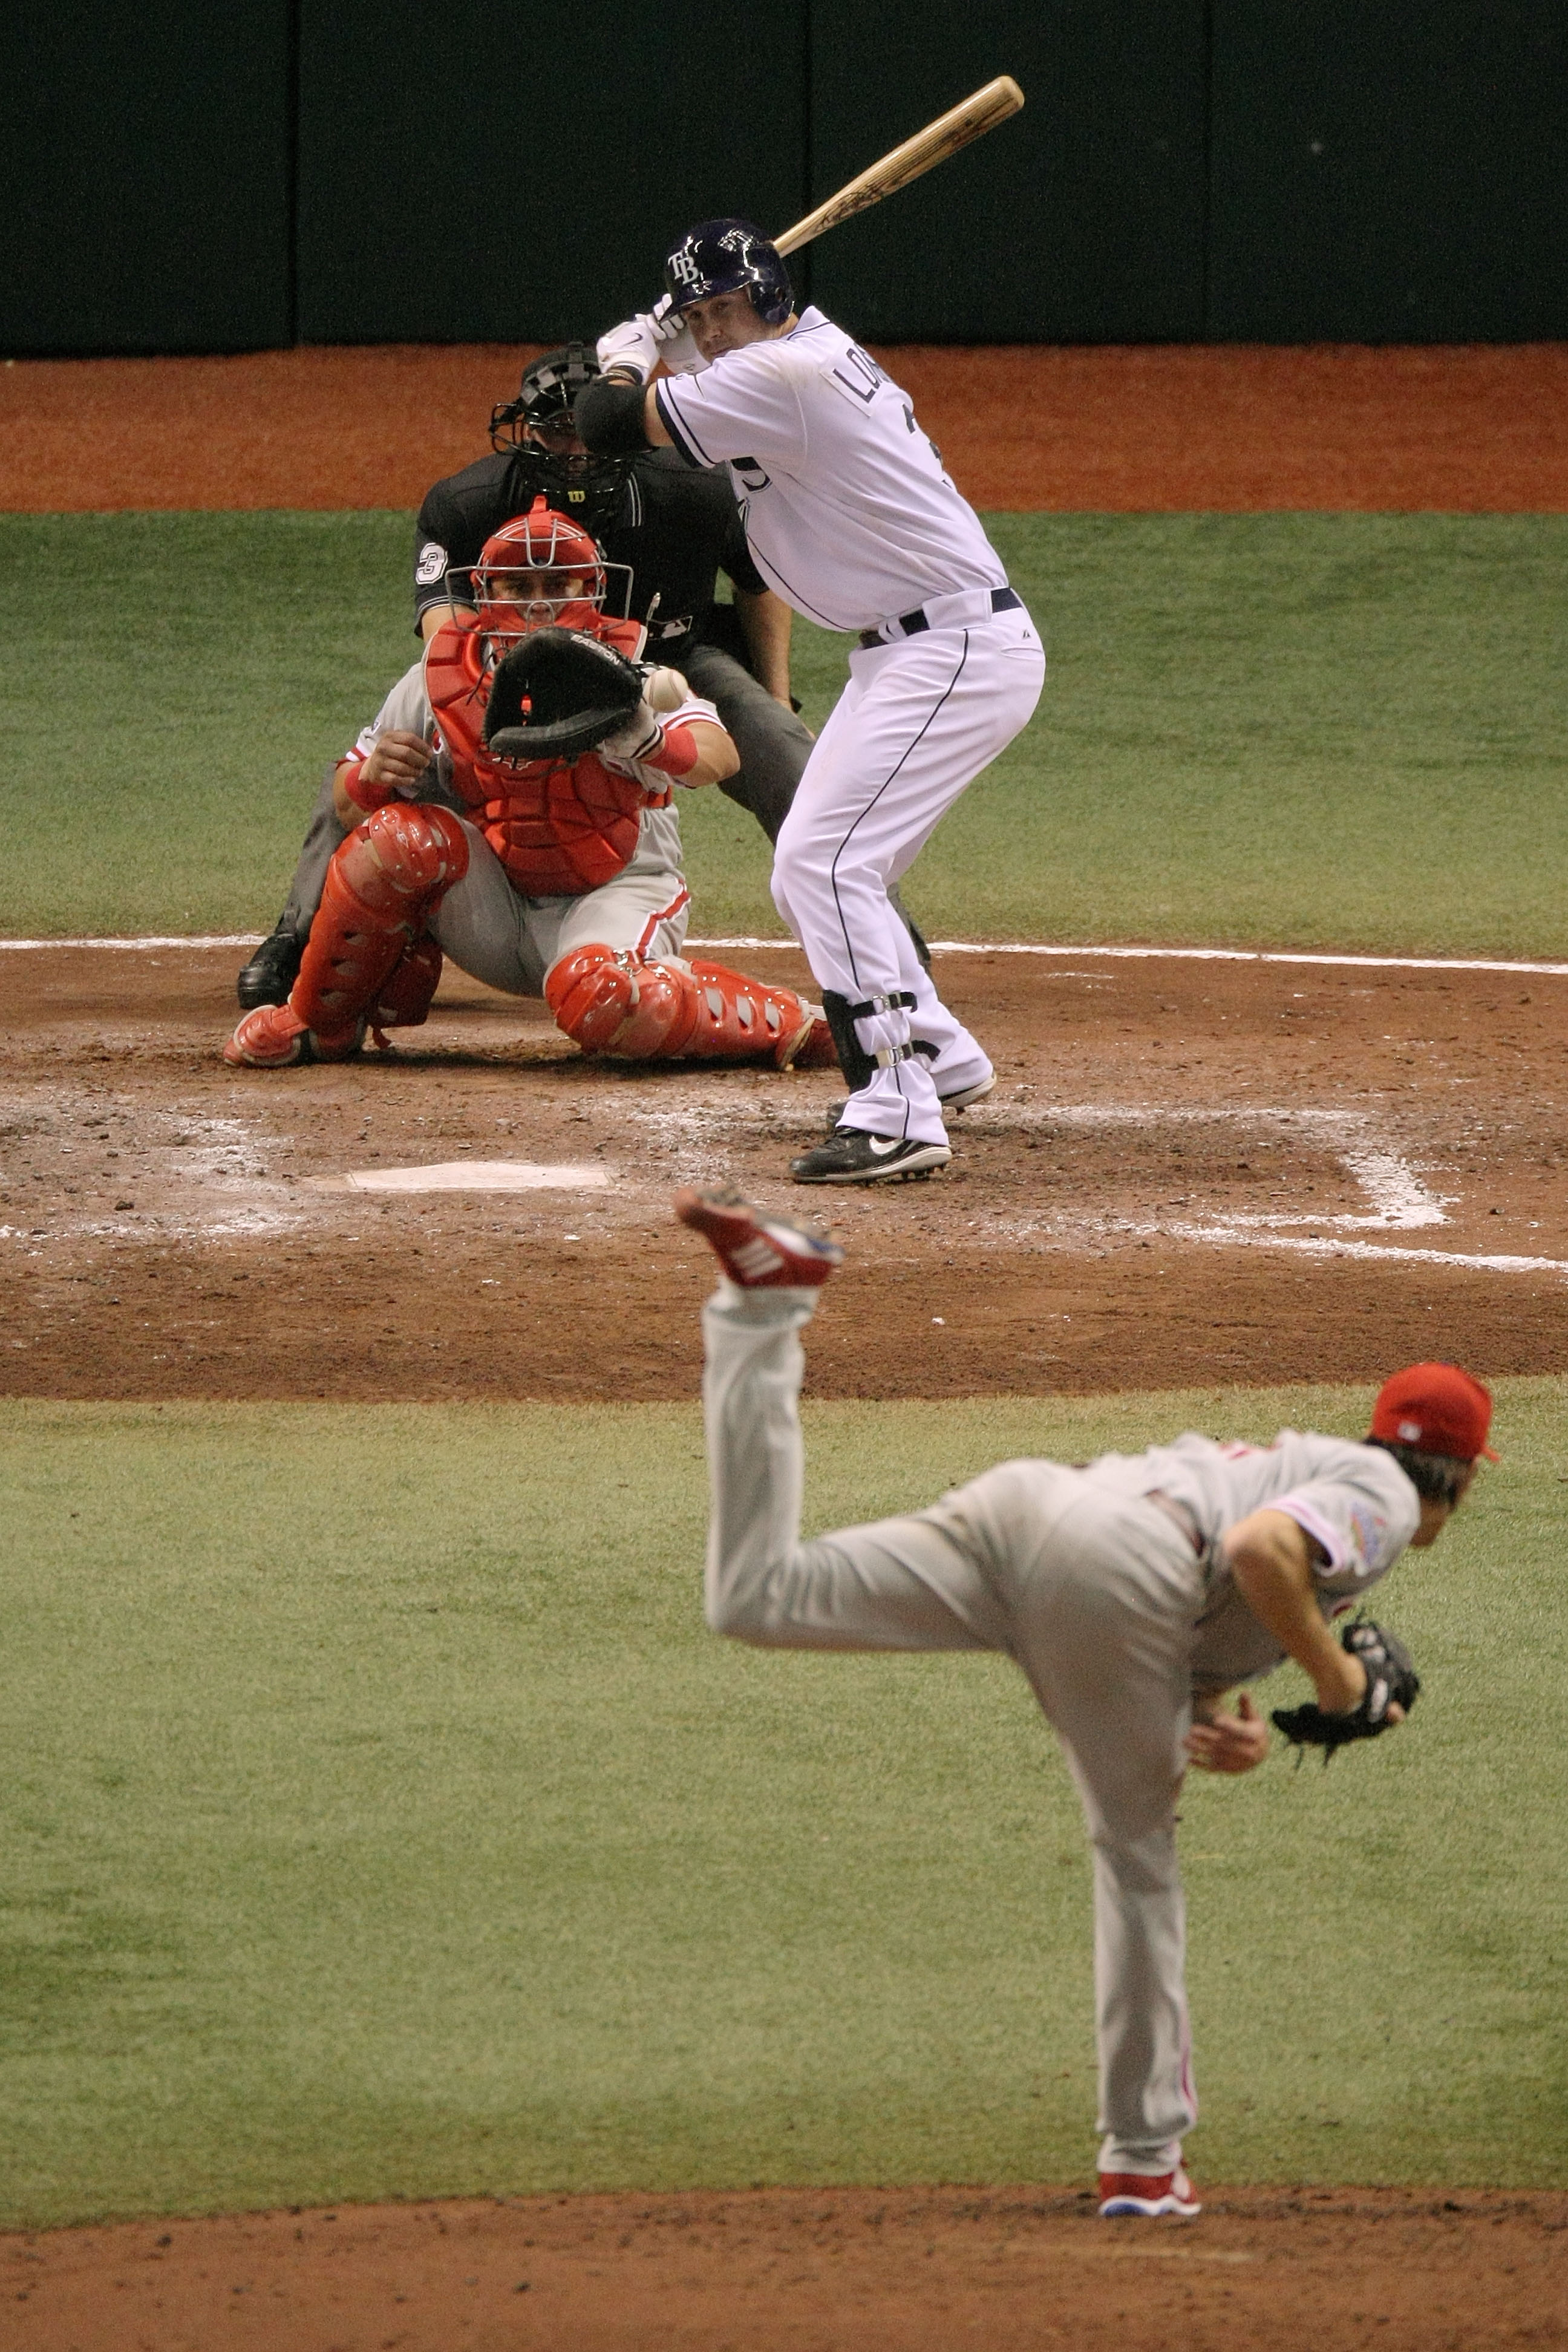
[732, 456, 771, 490]
[830, 345, 886, 403]
[415, 540, 448, 586]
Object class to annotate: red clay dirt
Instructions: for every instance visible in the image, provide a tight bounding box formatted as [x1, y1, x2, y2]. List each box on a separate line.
[3, 341, 1567, 512]
[3, 943, 1565, 1400]
[4, 352, 1567, 2341]
[2, 2185, 1565, 2352]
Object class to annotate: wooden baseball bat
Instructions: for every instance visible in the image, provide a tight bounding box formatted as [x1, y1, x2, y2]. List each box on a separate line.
[773, 76, 1025, 258]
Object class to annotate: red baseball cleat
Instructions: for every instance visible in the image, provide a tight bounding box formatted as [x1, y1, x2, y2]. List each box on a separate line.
[223, 1005, 363, 1069]
[1097, 2168, 1201, 2219]
[674, 1184, 844, 1289]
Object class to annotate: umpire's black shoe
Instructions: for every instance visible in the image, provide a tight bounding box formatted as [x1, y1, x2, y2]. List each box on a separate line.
[790, 1129, 952, 1185]
[237, 925, 305, 1011]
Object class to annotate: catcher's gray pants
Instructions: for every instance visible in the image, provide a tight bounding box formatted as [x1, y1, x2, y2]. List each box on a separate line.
[701, 1281, 1205, 2178]
[276, 659, 810, 938]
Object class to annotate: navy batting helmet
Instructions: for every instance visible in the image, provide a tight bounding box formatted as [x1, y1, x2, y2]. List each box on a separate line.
[664, 219, 794, 326]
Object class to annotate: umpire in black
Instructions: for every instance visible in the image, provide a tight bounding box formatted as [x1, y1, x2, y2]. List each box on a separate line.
[237, 344, 816, 1010]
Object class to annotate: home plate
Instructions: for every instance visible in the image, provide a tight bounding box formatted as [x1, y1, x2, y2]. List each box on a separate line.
[305, 1161, 612, 1194]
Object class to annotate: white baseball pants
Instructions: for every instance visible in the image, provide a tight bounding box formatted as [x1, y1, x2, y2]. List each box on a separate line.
[771, 609, 1045, 1142]
[700, 1279, 1204, 2177]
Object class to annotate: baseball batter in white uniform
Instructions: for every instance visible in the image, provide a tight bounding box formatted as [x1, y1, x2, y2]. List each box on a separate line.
[579, 219, 1046, 1184]
[671, 1185, 1493, 2213]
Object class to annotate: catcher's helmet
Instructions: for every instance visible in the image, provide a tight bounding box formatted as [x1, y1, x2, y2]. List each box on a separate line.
[474, 499, 606, 640]
[489, 342, 630, 534]
[664, 218, 794, 325]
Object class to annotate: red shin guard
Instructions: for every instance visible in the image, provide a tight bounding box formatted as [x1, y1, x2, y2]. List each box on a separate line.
[544, 947, 829, 1067]
[292, 804, 468, 1046]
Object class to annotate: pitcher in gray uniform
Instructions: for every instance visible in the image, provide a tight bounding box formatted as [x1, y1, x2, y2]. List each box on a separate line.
[672, 1184, 1494, 2216]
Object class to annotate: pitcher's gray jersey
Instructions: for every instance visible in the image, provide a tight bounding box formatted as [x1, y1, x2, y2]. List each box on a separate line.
[941, 1432, 1420, 1694]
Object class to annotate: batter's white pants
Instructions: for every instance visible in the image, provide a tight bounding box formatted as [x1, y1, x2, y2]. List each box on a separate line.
[771, 610, 1045, 1144]
[700, 1279, 1204, 2178]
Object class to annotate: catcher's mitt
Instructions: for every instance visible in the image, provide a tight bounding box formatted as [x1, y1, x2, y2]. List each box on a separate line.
[484, 627, 644, 760]
[1271, 1616, 1420, 1762]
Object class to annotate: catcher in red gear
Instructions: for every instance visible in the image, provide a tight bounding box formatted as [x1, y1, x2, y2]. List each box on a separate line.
[224, 500, 837, 1075]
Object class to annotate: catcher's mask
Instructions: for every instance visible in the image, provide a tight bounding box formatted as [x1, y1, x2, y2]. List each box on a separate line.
[474, 499, 607, 641]
[489, 342, 630, 534]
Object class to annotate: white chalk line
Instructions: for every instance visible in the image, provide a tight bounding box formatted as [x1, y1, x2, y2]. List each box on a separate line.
[4, 934, 1568, 978]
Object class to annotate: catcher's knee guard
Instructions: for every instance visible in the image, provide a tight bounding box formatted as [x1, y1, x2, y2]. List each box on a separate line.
[545, 945, 688, 1055]
[545, 946, 834, 1067]
[292, 803, 468, 1045]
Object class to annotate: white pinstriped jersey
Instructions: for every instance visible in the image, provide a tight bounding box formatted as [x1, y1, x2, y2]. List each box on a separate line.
[653, 306, 1008, 633]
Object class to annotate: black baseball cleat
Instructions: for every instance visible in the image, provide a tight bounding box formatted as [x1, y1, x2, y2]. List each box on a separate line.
[237, 924, 306, 1011]
[675, 1184, 844, 1287]
[822, 1071, 995, 1133]
[790, 1130, 952, 1185]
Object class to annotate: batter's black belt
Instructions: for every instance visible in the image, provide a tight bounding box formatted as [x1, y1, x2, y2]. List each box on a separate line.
[858, 583, 1023, 650]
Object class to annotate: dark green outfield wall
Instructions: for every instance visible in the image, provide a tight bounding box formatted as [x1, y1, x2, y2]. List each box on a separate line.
[5, 1, 1564, 353]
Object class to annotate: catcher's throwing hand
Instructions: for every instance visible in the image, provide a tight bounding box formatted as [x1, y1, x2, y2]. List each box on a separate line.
[360, 731, 436, 793]
[1185, 1691, 1270, 1774]
[1271, 1618, 1420, 1757]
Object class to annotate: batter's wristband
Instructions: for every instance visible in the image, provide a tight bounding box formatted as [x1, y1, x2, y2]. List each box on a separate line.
[640, 722, 699, 779]
[341, 758, 395, 813]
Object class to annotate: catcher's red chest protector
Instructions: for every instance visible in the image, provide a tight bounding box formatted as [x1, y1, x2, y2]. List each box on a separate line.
[424, 614, 667, 896]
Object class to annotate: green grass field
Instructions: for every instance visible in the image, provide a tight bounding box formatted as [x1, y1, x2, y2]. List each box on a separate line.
[5, 507, 1566, 2224]
[3, 512, 1565, 952]
[2, 1381, 1564, 2226]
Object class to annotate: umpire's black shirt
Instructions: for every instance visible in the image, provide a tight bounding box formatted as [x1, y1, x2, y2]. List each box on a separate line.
[412, 450, 767, 671]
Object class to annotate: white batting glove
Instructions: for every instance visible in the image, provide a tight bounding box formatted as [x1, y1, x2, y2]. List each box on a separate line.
[595, 314, 661, 384]
[599, 697, 664, 762]
[648, 293, 708, 376]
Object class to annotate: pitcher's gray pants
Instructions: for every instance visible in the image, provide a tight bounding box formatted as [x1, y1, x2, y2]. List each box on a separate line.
[701, 1280, 1206, 2177]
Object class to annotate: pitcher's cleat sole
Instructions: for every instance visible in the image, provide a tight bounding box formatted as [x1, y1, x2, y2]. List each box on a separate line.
[674, 1185, 844, 1287]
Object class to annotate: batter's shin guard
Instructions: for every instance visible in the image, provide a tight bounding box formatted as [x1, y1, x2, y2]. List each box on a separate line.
[820, 986, 922, 1088]
[292, 803, 468, 1048]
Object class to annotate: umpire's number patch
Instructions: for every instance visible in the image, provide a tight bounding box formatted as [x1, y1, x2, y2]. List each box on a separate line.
[415, 540, 448, 585]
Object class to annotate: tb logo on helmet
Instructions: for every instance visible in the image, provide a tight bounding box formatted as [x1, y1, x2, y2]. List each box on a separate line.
[663, 217, 794, 326]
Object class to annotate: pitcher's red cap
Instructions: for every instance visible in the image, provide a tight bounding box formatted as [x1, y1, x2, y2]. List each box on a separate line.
[1370, 1362, 1497, 1461]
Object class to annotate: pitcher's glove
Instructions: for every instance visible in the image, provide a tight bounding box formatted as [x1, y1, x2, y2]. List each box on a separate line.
[484, 628, 645, 760]
[1272, 1618, 1420, 1759]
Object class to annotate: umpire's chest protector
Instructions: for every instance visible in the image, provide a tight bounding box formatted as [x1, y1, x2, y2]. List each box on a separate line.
[424, 616, 667, 896]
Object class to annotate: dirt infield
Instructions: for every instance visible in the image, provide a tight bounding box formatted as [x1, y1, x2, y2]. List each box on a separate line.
[3, 342, 1566, 512]
[3, 942, 1564, 1403]
[3, 2184, 1564, 2352]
